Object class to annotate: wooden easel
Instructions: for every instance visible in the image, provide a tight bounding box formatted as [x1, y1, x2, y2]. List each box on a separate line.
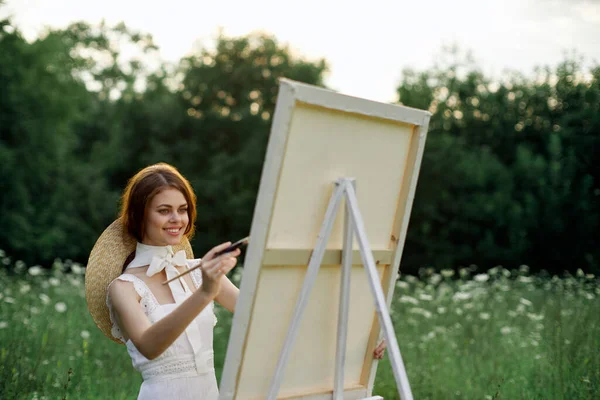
[266, 178, 413, 400]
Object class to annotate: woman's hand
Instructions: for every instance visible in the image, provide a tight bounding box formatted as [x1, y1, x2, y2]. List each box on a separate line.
[198, 242, 240, 299]
[373, 339, 386, 359]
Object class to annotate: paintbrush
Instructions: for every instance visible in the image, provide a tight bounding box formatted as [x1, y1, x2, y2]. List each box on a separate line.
[162, 236, 249, 285]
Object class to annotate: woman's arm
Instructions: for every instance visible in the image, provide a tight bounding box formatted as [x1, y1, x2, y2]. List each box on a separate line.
[214, 275, 239, 313]
[109, 281, 214, 360]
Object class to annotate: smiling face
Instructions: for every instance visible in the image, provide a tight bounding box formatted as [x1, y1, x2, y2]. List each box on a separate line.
[142, 188, 190, 246]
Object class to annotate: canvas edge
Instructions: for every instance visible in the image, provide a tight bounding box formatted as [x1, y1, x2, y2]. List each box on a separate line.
[365, 114, 432, 395]
[280, 78, 432, 126]
[219, 79, 298, 399]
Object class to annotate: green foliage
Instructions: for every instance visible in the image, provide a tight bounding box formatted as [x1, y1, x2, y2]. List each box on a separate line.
[398, 48, 600, 274]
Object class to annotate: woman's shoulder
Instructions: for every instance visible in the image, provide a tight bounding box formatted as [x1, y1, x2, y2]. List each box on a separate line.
[107, 273, 147, 301]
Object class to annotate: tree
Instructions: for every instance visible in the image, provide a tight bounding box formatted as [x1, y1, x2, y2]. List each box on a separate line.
[397, 48, 600, 274]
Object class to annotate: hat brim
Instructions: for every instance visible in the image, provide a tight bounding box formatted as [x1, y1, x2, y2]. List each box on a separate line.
[85, 218, 193, 344]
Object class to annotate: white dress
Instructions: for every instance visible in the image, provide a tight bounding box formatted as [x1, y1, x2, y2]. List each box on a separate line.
[106, 260, 219, 400]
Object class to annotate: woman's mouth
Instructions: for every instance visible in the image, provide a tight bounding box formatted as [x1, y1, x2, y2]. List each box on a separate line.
[165, 228, 181, 236]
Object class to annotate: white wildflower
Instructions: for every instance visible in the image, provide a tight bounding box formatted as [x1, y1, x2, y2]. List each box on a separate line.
[429, 274, 442, 285]
[459, 281, 476, 292]
[474, 273, 489, 282]
[576, 269, 585, 278]
[437, 307, 446, 314]
[28, 266, 43, 276]
[459, 268, 470, 278]
[52, 258, 64, 272]
[0, 321, 7, 329]
[502, 269, 511, 277]
[488, 267, 500, 276]
[404, 275, 418, 283]
[530, 339, 539, 347]
[518, 276, 534, 283]
[464, 303, 474, 310]
[49, 278, 60, 287]
[519, 264, 530, 274]
[399, 295, 419, 305]
[2, 257, 10, 265]
[500, 326, 512, 335]
[535, 354, 543, 360]
[4, 297, 15, 304]
[39, 294, 50, 304]
[20, 284, 31, 294]
[71, 263, 85, 275]
[14, 260, 26, 273]
[30, 307, 39, 315]
[453, 291, 472, 301]
[584, 293, 594, 300]
[516, 304, 526, 313]
[441, 269, 455, 278]
[409, 307, 432, 318]
[527, 313, 544, 321]
[80, 330, 90, 340]
[479, 312, 490, 320]
[455, 308, 464, 315]
[396, 280, 409, 289]
[55, 302, 67, 313]
[0, 249, 4, 257]
[508, 310, 517, 317]
[419, 293, 433, 301]
[519, 298, 532, 307]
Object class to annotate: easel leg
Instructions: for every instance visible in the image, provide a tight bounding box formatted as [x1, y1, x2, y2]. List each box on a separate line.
[266, 182, 346, 400]
[345, 182, 414, 400]
[334, 179, 355, 400]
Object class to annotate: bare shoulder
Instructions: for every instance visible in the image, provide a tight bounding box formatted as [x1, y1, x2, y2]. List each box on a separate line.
[108, 276, 141, 305]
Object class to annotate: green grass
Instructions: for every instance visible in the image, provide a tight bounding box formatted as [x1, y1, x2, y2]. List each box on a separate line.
[1, 254, 598, 399]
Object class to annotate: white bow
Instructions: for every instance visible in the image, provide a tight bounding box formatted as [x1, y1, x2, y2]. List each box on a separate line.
[146, 247, 187, 277]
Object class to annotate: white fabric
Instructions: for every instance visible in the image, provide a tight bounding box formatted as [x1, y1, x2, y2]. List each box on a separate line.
[106, 244, 219, 400]
[126, 243, 208, 375]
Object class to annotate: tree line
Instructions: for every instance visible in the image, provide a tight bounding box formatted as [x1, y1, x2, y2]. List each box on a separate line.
[0, 17, 598, 275]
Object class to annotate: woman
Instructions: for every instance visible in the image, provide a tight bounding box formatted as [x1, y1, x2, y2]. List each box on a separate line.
[85, 162, 385, 399]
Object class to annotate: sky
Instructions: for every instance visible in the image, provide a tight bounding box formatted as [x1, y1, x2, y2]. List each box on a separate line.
[2, 0, 600, 103]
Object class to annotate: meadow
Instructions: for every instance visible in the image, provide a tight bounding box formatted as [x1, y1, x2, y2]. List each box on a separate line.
[0, 250, 598, 399]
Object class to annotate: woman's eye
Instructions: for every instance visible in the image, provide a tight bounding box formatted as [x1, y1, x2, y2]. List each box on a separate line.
[179, 208, 188, 214]
[159, 209, 169, 214]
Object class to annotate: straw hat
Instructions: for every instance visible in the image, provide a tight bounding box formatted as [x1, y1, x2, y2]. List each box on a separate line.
[85, 218, 193, 344]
